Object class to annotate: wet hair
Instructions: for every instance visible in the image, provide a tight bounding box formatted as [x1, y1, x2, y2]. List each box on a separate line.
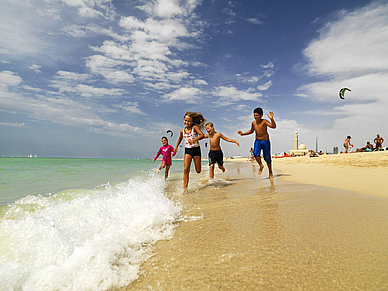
[347, 135, 351, 139]
[184, 111, 206, 129]
[253, 107, 263, 115]
[205, 122, 214, 127]
[161, 136, 168, 141]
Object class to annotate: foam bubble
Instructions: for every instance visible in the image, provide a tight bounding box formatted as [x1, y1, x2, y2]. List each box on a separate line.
[0, 173, 181, 290]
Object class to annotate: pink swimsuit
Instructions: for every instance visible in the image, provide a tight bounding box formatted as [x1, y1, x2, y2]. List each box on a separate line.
[153, 145, 175, 166]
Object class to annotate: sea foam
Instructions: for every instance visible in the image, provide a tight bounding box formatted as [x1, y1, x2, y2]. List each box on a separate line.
[0, 173, 181, 290]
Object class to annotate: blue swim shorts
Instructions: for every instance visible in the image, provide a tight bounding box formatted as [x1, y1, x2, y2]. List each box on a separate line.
[253, 139, 271, 164]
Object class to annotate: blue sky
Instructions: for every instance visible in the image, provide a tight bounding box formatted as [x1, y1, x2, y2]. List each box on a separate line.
[1, 0, 387, 158]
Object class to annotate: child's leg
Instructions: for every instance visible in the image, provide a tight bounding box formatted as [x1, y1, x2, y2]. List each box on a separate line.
[193, 156, 202, 173]
[218, 163, 225, 173]
[183, 154, 192, 189]
[262, 140, 273, 178]
[253, 140, 264, 175]
[267, 162, 273, 178]
[164, 165, 170, 179]
[157, 161, 166, 173]
[209, 163, 215, 180]
[255, 156, 264, 175]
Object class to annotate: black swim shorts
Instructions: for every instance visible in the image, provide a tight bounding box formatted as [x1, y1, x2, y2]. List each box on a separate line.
[185, 146, 201, 158]
[208, 149, 224, 166]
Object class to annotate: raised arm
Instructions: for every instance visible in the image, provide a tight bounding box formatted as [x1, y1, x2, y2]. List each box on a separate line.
[237, 122, 254, 136]
[220, 133, 240, 147]
[267, 111, 276, 129]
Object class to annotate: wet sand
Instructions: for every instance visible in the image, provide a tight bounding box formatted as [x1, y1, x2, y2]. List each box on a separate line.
[121, 157, 388, 290]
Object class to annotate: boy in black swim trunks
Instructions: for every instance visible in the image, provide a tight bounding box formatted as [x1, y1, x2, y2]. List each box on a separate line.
[204, 122, 240, 180]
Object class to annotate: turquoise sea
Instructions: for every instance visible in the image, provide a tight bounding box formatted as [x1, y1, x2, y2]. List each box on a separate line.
[0, 157, 200, 290]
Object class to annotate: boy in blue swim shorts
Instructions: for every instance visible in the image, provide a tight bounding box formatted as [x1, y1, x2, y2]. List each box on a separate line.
[204, 122, 240, 180]
[238, 107, 276, 178]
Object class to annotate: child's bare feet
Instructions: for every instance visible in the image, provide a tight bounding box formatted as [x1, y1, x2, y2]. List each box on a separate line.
[258, 165, 264, 175]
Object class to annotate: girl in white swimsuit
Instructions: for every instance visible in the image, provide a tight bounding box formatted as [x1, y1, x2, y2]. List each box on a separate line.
[175, 111, 206, 190]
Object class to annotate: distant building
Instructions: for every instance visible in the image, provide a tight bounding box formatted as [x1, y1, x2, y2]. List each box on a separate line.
[290, 130, 309, 156]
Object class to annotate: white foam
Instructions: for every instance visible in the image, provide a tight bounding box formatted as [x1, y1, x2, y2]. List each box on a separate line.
[0, 173, 181, 290]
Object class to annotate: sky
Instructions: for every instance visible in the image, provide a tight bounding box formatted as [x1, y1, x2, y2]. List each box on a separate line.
[1, 0, 388, 158]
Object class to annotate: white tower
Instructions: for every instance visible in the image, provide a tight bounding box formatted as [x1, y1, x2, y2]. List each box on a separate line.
[294, 130, 298, 150]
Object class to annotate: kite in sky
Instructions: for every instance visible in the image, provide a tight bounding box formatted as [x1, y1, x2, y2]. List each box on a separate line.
[339, 88, 351, 100]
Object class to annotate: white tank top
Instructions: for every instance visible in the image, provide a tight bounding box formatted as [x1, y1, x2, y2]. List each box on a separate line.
[184, 127, 200, 148]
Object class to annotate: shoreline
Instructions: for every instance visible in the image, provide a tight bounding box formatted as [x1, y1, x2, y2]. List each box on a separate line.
[122, 156, 388, 290]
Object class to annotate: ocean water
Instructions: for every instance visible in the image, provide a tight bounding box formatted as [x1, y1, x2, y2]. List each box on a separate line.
[0, 157, 190, 290]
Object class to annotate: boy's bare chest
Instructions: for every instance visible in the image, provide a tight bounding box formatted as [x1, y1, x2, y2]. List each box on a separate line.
[253, 121, 266, 131]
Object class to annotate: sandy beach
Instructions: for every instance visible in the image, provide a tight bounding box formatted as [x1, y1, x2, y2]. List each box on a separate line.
[122, 152, 388, 290]
[273, 151, 388, 198]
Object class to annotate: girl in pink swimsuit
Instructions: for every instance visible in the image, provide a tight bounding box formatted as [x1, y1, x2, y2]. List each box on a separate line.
[153, 136, 176, 179]
[174, 111, 206, 190]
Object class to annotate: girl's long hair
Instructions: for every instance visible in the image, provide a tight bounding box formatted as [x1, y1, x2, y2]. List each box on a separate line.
[185, 111, 206, 130]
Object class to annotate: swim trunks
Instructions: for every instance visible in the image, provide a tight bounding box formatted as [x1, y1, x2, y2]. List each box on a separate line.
[185, 146, 201, 158]
[253, 139, 271, 164]
[208, 149, 224, 166]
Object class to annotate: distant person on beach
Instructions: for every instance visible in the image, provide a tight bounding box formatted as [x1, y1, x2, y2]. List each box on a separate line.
[237, 107, 276, 178]
[175, 111, 206, 189]
[203, 122, 240, 180]
[152, 136, 176, 179]
[356, 141, 374, 152]
[374, 134, 384, 150]
[249, 148, 254, 161]
[343, 136, 353, 153]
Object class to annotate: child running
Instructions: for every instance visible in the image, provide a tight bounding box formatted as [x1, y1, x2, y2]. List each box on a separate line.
[204, 122, 240, 180]
[174, 111, 206, 189]
[152, 136, 176, 179]
[238, 107, 276, 178]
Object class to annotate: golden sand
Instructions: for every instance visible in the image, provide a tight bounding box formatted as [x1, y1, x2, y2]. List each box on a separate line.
[272, 151, 388, 198]
[121, 153, 388, 290]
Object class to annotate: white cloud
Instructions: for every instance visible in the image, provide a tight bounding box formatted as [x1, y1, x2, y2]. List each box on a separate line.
[61, 0, 112, 18]
[29, 64, 42, 74]
[0, 90, 144, 137]
[193, 79, 208, 85]
[0, 71, 22, 88]
[247, 18, 263, 25]
[296, 73, 388, 103]
[138, 0, 183, 18]
[55, 71, 91, 82]
[303, 3, 388, 77]
[162, 87, 202, 103]
[22, 85, 42, 92]
[0, 122, 26, 128]
[85, 55, 135, 84]
[116, 102, 146, 115]
[257, 80, 272, 91]
[78, 7, 104, 18]
[260, 61, 274, 69]
[211, 86, 263, 105]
